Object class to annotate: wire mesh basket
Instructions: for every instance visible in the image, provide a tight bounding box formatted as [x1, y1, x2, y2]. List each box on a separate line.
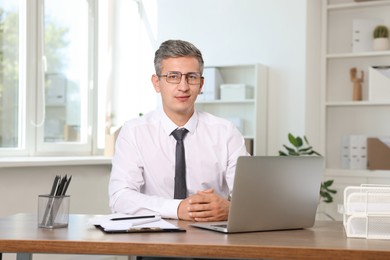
[343, 184, 390, 239]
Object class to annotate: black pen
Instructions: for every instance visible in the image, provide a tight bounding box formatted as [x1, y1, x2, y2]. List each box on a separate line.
[62, 175, 72, 195]
[55, 175, 67, 196]
[49, 175, 60, 196]
[110, 215, 157, 221]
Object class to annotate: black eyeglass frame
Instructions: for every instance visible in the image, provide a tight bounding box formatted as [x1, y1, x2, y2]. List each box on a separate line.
[158, 71, 204, 85]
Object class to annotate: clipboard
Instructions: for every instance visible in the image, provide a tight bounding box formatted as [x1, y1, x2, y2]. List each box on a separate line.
[89, 213, 186, 234]
[95, 224, 186, 233]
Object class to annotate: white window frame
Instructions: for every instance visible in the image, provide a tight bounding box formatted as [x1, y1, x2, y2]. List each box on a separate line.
[0, 0, 102, 157]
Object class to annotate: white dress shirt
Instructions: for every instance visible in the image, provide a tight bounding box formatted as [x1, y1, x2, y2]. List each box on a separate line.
[109, 108, 249, 219]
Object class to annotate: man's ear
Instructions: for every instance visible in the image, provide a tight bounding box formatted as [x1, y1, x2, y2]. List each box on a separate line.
[151, 74, 161, 93]
[198, 77, 204, 94]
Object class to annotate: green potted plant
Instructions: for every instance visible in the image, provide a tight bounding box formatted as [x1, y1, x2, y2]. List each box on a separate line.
[279, 133, 337, 203]
[373, 25, 389, 51]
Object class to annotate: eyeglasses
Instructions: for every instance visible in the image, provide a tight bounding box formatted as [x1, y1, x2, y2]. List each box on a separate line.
[158, 71, 203, 85]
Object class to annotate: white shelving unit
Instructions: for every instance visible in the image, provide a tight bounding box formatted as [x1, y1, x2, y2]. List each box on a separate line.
[321, 0, 390, 220]
[195, 64, 268, 155]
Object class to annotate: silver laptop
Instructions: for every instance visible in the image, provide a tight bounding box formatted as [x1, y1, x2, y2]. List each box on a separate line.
[190, 156, 324, 233]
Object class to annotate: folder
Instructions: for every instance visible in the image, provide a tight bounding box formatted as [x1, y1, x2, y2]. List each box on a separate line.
[367, 137, 390, 170]
[368, 66, 390, 101]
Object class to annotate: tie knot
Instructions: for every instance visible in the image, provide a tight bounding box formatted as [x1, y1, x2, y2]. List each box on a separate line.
[171, 128, 188, 141]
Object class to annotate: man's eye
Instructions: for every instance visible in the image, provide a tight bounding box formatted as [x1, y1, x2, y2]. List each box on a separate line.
[168, 74, 180, 79]
[187, 74, 198, 80]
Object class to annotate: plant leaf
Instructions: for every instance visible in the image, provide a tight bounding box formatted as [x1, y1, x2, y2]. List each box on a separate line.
[279, 151, 287, 156]
[288, 133, 297, 146]
[304, 135, 309, 145]
[298, 147, 312, 152]
[283, 145, 296, 154]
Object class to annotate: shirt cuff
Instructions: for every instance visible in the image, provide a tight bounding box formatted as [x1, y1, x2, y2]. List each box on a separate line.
[159, 199, 182, 219]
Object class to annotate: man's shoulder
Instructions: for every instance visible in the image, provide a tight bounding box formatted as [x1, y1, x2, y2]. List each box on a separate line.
[197, 111, 234, 127]
[123, 110, 160, 129]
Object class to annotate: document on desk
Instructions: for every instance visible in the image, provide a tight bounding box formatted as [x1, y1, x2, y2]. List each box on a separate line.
[89, 213, 186, 233]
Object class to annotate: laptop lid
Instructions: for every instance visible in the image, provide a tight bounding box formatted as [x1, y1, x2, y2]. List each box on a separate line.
[191, 156, 324, 233]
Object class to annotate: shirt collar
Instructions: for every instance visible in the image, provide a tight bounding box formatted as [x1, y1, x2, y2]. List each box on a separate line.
[160, 108, 198, 136]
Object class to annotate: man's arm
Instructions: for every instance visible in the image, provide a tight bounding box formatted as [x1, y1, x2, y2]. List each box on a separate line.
[109, 185, 181, 219]
[109, 121, 181, 219]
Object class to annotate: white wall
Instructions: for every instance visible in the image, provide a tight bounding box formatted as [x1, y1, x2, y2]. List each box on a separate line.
[305, 0, 322, 153]
[0, 165, 112, 217]
[112, 0, 321, 154]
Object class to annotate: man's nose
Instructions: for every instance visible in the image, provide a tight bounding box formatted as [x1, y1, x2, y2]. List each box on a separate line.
[177, 74, 190, 90]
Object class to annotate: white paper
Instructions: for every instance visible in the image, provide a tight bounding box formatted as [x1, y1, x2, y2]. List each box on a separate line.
[368, 66, 390, 101]
[89, 213, 180, 231]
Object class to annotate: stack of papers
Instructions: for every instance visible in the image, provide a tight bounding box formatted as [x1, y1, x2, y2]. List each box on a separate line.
[89, 213, 184, 233]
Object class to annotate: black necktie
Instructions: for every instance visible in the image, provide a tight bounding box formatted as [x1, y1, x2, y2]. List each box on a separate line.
[171, 128, 189, 199]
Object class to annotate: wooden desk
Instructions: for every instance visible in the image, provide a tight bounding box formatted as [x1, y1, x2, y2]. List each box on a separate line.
[0, 214, 390, 259]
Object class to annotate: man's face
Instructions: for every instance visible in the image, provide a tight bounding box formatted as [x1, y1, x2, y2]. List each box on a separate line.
[152, 57, 204, 119]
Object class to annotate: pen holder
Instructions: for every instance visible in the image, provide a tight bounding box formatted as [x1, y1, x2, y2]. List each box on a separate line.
[38, 194, 70, 228]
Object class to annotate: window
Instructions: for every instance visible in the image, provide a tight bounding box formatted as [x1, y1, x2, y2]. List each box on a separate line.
[0, 0, 156, 157]
[36, 0, 92, 154]
[0, 0, 21, 149]
[0, 0, 100, 156]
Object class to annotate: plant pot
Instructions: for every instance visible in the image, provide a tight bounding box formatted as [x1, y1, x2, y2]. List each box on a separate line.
[373, 38, 389, 51]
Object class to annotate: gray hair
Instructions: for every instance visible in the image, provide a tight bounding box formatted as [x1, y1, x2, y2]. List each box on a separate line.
[154, 39, 204, 76]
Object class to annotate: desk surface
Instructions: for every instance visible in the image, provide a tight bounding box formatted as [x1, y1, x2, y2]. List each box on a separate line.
[1, 213, 390, 259]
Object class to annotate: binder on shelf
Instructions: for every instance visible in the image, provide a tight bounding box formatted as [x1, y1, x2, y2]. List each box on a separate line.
[340, 135, 367, 170]
[367, 137, 390, 170]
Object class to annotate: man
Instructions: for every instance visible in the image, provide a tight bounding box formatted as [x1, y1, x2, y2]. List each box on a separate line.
[109, 39, 249, 222]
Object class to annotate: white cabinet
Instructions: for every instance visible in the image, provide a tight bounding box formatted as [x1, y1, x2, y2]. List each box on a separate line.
[321, 0, 390, 219]
[195, 64, 268, 155]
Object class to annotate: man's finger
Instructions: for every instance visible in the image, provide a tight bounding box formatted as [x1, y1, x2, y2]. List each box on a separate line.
[199, 188, 214, 193]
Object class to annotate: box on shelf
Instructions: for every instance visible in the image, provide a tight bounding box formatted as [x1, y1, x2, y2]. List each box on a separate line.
[343, 185, 390, 239]
[220, 84, 253, 101]
[368, 66, 390, 101]
[340, 135, 367, 170]
[367, 137, 390, 170]
[198, 67, 223, 101]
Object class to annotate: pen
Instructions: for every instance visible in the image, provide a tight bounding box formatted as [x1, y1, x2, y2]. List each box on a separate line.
[55, 175, 67, 196]
[110, 215, 157, 221]
[61, 175, 72, 195]
[103, 216, 162, 232]
[131, 216, 161, 226]
[49, 175, 60, 196]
